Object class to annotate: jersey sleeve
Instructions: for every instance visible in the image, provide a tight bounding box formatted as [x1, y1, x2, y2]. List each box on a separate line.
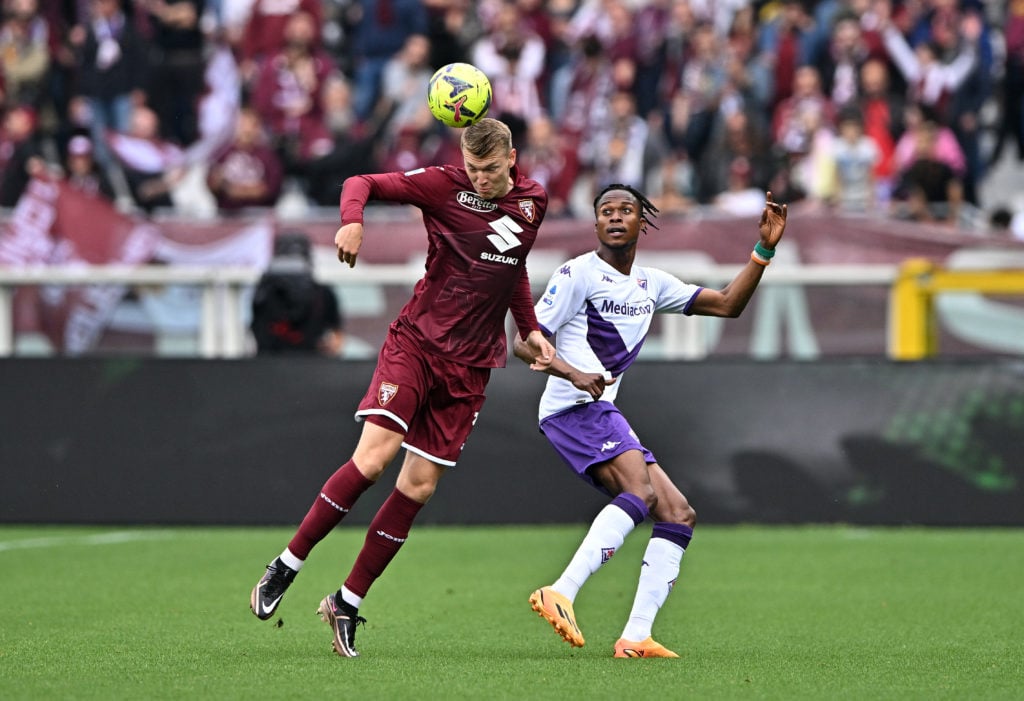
[650, 268, 703, 314]
[535, 260, 589, 337]
[509, 267, 540, 340]
[339, 168, 449, 225]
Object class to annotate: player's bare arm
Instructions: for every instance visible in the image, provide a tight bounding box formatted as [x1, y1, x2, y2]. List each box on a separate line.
[513, 333, 614, 399]
[335, 223, 364, 268]
[521, 329, 555, 370]
[690, 191, 788, 318]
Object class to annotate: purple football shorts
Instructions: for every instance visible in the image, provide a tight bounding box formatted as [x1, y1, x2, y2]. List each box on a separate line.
[539, 400, 656, 493]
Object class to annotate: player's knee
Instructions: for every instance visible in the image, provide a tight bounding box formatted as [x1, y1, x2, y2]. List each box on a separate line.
[656, 498, 695, 527]
[400, 481, 436, 503]
[633, 483, 658, 512]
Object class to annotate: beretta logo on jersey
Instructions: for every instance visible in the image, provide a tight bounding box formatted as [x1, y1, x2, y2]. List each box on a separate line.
[518, 199, 536, 222]
[457, 191, 498, 212]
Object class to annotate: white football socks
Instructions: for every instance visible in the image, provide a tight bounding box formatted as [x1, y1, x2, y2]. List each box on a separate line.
[279, 548, 304, 572]
[620, 535, 685, 642]
[552, 502, 638, 601]
[340, 585, 363, 609]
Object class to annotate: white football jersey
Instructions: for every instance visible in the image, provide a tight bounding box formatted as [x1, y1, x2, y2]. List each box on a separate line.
[535, 251, 703, 420]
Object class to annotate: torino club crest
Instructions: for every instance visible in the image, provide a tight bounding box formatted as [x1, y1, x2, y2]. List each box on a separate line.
[518, 199, 535, 223]
[378, 382, 399, 406]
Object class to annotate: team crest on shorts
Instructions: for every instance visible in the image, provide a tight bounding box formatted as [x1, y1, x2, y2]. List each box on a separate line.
[601, 547, 616, 563]
[378, 382, 399, 406]
[518, 199, 536, 223]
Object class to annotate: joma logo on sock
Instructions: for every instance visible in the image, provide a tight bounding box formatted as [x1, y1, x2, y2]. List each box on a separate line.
[320, 492, 349, 513]
[376, 530, 406, 543]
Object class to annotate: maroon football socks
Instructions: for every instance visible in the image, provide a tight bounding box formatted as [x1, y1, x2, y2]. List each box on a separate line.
[343, 488, 424, 598]
[287, 460, 374, 560]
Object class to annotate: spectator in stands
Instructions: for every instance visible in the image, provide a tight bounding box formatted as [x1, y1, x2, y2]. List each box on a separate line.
[0, 103, 44, 206]
[68, 0, 149, 170]
[712, 155, 768, 215]
[423, 0, 482, 70]
[106, 103, 184, 213]
[588, 88, 649, 192]
[378, 33, 434, 141]
[40, 0, 83, 150]
[879, 0, 980, 118]
[880, 1, 983, 204]
[631, 0, 672, 119]
[471, 0, 546, 145]
[990, 0, 1024, 164]
[347, 0, 428, 120]
[206, 106, 284, 212]
[177, 40, 242, 171]
[250, 10, 336, 175]
[722, 4, 773, 120]
[699, 108, 773, 207]
[857, 56, 906, 203]
[302, 73, 389, 206]
[987, 205, 1014, 236]
[64, 134, 117, 201]
[517, 113, 577, 218]
[539, 0, 578, 121]
[893, 101, 965, 177]
[137, 0, 207, 147]
[755, 0, 816, 111]
[557, 34, 614, 151]
[663, 20, 729, 178]
[0, 0, 51, 109]
[827, 105, 880, 213]
[251, 232, 345, 356]
[238, 0, 323, 84]
[814, 9, 872, 110]
[772, 65, 836, 164]
[890, 115, 963, 226]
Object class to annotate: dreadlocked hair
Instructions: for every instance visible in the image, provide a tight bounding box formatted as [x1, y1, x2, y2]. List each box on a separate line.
[593, 183, 661, 231]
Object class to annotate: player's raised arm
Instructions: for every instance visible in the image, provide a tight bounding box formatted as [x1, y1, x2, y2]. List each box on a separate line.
[689, 191, 788, 318]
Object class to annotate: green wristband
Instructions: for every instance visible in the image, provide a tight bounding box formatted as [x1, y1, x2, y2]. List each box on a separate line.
[754, 241, 776, 259]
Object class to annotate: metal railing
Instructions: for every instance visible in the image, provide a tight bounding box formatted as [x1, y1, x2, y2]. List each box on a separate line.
[0, 262, 902, 358]
[888, 258, 1024, 359]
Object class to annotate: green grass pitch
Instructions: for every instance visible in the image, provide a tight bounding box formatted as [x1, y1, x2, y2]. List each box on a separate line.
[1, 524, 1021, 700]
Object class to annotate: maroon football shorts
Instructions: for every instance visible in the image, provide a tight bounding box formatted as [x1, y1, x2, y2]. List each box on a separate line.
[355, 327, 490, 466]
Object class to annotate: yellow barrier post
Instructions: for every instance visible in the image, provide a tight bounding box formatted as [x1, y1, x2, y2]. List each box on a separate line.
[888, 258, 936, 360]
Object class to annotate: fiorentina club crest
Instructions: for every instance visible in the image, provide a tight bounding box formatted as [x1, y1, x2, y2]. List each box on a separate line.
[378, 382, 399, 406]
[637, 278, 648, 290]
[601, 547, 616, 564]
[518, 198, 535, 222]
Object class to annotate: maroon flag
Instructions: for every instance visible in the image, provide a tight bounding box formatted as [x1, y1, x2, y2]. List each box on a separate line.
[0, 176, 159, 353]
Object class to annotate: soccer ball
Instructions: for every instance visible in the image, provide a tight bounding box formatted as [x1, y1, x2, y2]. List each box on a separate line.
[427, 63, 492, 128]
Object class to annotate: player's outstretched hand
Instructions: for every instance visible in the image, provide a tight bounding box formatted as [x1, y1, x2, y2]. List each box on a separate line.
[524, 330, 555, 371]
[758, 192, 787, 249]
[335, 223, 364, 268]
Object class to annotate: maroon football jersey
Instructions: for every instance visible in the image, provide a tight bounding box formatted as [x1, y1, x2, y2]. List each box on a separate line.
[340, 164, 548, 367]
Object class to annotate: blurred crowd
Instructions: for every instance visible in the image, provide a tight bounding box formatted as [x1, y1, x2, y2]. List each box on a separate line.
[1, 0, 1022, 227]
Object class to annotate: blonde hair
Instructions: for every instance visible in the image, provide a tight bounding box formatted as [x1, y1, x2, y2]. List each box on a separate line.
[460, 118, 512, 159]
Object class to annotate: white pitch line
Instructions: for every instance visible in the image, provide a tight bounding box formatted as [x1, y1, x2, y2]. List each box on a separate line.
[0, 530, 175, 553]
